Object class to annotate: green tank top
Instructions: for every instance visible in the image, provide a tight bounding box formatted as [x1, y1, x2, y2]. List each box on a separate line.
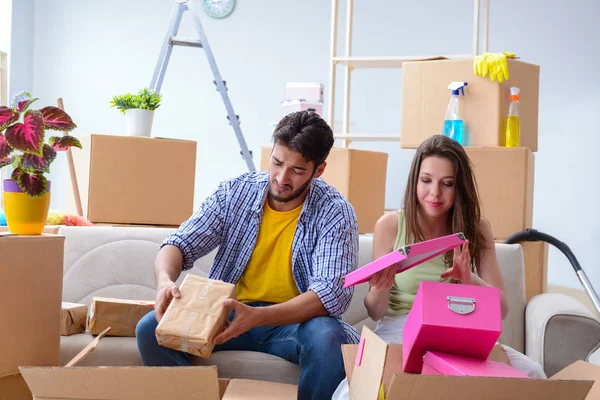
[388, 210, 448, 314]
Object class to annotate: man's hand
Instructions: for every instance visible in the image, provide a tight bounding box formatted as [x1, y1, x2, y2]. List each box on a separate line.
[213, 299, 262, 345]
[369, 264, 397, 290]
[441, 240, 472, 284]
[154, 280, 181, 323]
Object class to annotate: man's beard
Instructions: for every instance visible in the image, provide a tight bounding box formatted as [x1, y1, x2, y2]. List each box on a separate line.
[269, 173, 314, 204]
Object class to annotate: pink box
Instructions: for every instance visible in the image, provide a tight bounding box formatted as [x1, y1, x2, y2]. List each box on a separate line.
[402, 281, 502, 373]
[284, 82, 323, 102]
[281, 100, 323, 117]
[343, 233, 466, 288]
[422, 351, 530, 378]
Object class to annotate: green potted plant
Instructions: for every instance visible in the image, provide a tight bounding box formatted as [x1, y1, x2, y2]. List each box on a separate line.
[0, 91, 80, 234]
[110, 87, 162, 137]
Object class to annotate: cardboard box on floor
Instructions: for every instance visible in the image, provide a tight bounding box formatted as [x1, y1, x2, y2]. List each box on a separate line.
[344, 326, 598, 399]
[465, 147, 534, 240]
[88, 297, 155, 337]
[496, 240, 548, 302]
[67, 134, 196, 226]
[401, 58, 540, 151]
[0, 234, 64, 400]
[261, 146, 388, 234]
[20, 328, 297, 400]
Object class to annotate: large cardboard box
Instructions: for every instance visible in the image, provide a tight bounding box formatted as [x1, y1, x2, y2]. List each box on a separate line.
[401, 58, 540, 151]
[497, 240, 548, 302]
[88, 297, 154, 337]
[466, 147, 534, 240]
[68, 134, 196, 226]
[20, 331, 297, 400]
[156, 274, 236, 358]
[261, 146, 388, 234]
[0, 234, 64, 399]
[344, 326, 598, 399]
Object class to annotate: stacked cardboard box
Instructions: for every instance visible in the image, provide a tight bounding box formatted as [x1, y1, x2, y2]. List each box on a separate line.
[67, 134, 197, 227]
[0, 234, 64, 399]
[400, 58, 547, 300]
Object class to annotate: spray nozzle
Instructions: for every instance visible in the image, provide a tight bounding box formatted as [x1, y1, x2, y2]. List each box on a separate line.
[448, 81, 468, 96]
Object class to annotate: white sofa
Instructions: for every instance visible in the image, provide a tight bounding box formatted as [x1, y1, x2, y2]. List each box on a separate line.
[57, 226, 600, 381]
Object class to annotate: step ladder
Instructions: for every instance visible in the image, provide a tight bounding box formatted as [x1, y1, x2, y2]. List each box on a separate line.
[150, 0, 255, 171]
[328, 0, 490, 148]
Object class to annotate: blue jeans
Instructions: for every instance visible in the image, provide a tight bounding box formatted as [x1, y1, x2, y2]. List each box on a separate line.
[136, 302, 348, 400]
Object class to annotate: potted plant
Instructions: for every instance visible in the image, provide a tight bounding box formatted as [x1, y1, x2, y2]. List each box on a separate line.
[110, 87, 162, 137]
[0, 91, 80, 235]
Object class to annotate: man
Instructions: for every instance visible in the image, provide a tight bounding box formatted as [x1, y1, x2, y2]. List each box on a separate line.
[136, 110, 359, 399]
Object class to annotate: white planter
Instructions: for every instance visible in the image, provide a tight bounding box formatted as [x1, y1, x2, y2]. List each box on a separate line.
[125, 109, 154, 137]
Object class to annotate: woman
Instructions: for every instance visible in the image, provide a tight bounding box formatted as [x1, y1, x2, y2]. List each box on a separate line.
[332, 135, 545, 399]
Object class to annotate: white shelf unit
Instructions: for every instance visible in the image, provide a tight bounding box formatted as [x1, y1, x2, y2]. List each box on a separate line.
[327, 0, 490, 148]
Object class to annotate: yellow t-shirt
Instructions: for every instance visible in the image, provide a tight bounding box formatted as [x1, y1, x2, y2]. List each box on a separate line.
[388, 210, 448, 314]
[236, 201, 302, 304]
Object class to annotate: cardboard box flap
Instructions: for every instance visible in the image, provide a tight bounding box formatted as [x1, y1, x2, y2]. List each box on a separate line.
[551, 360, 600, 398]
[65, 327, 111, 367]
[349, 326, 394, 399]
[221, 379, 297, 399]
[343, 343, 403, 388]
[19, 366, 220, 400]
[385, 374, 593, 400]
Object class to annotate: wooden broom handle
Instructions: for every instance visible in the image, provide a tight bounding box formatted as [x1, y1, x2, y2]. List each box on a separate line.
[57, 98, 84, 217]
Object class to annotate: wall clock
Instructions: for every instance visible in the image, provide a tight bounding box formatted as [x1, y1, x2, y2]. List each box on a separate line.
[202, 0, 236, 19]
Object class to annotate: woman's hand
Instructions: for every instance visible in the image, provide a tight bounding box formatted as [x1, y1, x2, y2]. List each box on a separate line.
[369, 264, 397, 290]
[441, 240, 472, 284]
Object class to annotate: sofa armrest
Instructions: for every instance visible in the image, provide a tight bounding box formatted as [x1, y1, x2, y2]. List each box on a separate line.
[526, 293, 600, 377]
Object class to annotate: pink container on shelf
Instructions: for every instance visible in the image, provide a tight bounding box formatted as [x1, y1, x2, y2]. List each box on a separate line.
[402, 281, 502, 373]
[422, 351, 529, 378]
[284, 82, 323, 102]
[281, 100, 323, 117]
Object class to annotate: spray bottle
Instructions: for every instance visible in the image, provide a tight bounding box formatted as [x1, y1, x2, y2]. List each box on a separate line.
[505, 87, 521, 147]
[442, 81, 468, 145]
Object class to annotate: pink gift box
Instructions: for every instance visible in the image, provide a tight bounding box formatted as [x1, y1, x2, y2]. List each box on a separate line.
[281, 100, 323, 117]
[343, 233, 466, 288]
[284, 82, 323, 102]
[402, 281, 502, 373]
[422, 351, 530, 378]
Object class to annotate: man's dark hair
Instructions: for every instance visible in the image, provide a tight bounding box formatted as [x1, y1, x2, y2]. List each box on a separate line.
[272, 111, 334, 166]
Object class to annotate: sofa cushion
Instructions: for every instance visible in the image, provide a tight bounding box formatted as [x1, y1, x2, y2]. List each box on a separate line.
[60, 334, 300, 384]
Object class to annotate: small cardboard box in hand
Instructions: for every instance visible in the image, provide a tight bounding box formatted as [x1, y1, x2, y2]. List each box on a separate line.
[155, 274, 236, 358]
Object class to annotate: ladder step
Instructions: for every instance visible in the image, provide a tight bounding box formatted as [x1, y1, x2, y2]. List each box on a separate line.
[213, 80, 228, 91]
[170, 36, 203, 48]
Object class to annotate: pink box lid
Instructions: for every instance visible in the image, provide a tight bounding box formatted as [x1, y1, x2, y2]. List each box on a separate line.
[424, 351, 530, 379]
[343, 232, 466, 288]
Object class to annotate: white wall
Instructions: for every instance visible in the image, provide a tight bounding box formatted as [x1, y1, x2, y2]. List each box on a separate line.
[9, 0, 33, 95]
[14, 0, 600, 291]
[0, 0, 11, 54]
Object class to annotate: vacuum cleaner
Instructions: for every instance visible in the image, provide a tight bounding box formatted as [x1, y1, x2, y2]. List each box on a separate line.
[505, 228, 600, 316]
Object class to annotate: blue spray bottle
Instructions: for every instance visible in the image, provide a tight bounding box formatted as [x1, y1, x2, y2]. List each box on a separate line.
[442, 81, 468, 144]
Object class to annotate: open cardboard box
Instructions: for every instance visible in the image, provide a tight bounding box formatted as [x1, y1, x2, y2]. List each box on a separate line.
[344, 326, 599, 399]
[19, 328, 297, 400]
